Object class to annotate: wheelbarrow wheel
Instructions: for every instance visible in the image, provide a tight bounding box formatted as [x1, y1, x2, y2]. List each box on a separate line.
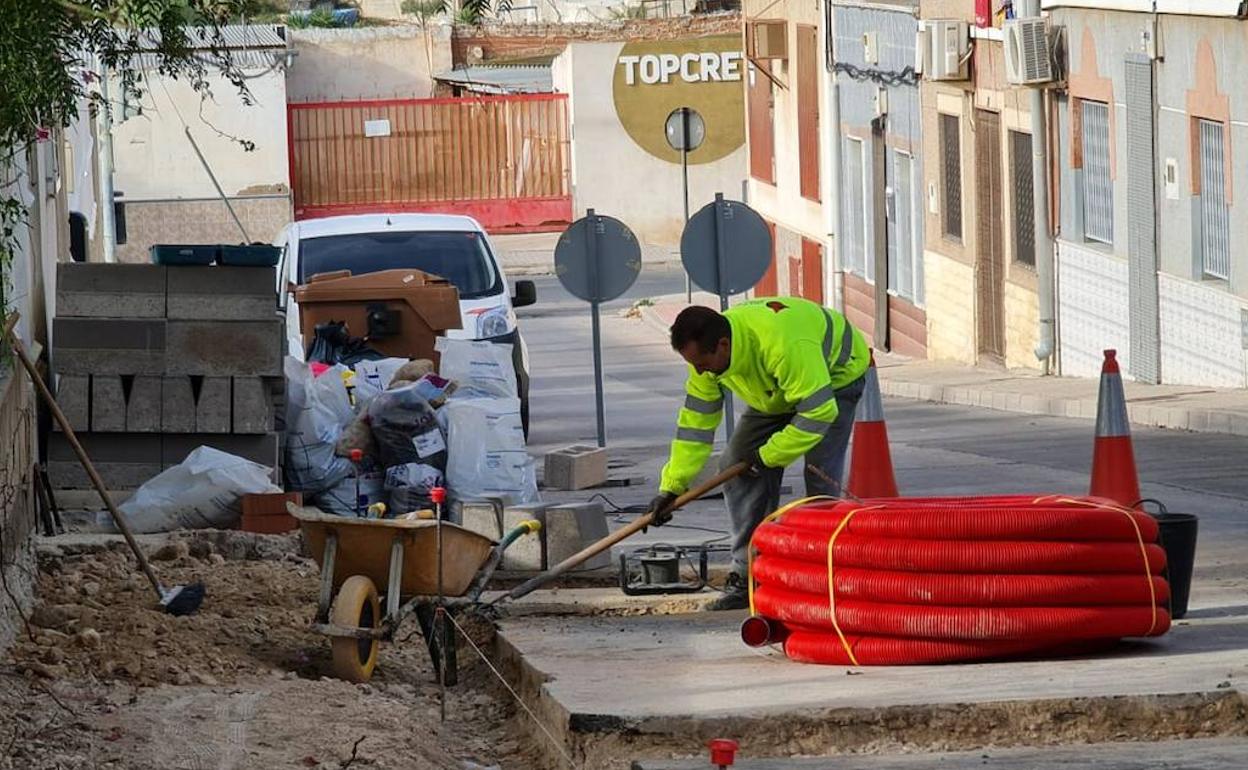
[330, 575, 380, 683]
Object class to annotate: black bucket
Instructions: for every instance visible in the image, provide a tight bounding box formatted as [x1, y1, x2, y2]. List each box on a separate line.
[1147, 505, 1199, 620]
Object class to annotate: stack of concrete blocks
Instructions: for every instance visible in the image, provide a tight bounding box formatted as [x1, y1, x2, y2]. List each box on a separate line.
[453, 499, 609, 573]
[49, 263, 285, 490]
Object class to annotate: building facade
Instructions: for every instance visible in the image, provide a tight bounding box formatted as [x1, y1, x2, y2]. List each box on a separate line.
[1045, 2, 1248, 388]
[832, 0, 926, 356]
[919, 1, 1042, 370]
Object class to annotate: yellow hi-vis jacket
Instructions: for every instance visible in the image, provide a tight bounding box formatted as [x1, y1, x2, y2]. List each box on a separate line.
[659, 297, 870, 495]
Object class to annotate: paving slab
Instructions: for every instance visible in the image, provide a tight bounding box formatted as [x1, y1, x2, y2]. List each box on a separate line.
[496, 583, 1248, 768]
[632, 738, 1248, 769]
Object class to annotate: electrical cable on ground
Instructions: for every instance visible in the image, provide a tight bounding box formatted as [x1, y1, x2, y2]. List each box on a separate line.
[444, 611, 579, 770]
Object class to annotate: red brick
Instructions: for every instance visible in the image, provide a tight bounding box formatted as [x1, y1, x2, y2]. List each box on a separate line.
[240, 492, 302, 534]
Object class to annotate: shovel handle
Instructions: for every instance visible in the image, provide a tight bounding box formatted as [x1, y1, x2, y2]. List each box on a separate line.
[502, 462, 749, 603]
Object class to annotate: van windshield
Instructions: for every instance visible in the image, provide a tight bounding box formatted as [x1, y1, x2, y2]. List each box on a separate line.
[299, 230, 501, 299]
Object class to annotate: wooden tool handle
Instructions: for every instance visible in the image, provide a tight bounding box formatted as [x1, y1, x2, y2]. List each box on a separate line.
[502, 462, 748, 603]
[3, 314, 166, 600]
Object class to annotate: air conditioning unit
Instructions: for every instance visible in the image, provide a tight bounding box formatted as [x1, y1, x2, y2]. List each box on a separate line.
[751, 21, 788, 60]
[1005, 18, 1054, 85]
[919, 20, 970, 81]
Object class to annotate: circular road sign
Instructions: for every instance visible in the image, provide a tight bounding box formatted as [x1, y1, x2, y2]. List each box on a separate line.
[680, 196, 772, 296]
[664, 107, 706, 152]
[554, 212, 643, 303]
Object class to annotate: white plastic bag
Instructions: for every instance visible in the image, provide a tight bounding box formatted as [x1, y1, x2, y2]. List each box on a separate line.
[444, 396, 537, 505]
[352, 357, 410, 411]
[315, 471, 386, 517]
[118, 447, 280, 533]
[435, 338, 517, 398]
[384, 463, 444, 514]
[284, 357, 356, 494]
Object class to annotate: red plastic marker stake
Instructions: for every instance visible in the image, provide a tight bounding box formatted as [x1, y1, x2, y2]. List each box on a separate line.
[350, 449, 365, 516]
[430, 487, 446, 504]
[708, 738, 738, 768]
[349, 449, 363, 463]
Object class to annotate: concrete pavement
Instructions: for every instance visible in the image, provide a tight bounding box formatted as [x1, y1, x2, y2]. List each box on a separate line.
[640, 292, 1248, 437]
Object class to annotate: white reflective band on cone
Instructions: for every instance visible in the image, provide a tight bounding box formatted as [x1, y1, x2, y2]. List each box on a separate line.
[1095, 372, 1131, 438]
[855, 365, 885, 423]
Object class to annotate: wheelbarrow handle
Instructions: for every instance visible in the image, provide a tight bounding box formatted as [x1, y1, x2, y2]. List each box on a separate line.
[498, 462, 749, 604]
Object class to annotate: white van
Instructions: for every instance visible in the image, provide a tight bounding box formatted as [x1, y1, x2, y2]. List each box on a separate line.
[274, 213, 537, 430]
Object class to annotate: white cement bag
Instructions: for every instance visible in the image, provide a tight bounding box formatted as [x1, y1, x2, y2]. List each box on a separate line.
[435, 338, 517, 398]
[444, 396, 537, 505]
[118, 447, 280, 533]
[352, 357, 410, 411]
[285, 358, 356, 494]
[315, 471, 386, 517]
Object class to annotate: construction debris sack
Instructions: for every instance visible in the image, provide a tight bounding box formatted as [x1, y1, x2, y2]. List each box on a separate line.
[444, 396, 537, 505]
[352, 357, 410, 410]
[435, 338, 517, 398]
[315, 470, 386, 517]
[385, 462, 444, 514]
[365, 382, 446, 468]
[284, 357, 355, 494]
[117, 446, 281, 533]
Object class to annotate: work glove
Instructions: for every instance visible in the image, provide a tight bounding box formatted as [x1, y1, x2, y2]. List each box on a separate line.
[741, 448, 767, 479]
[645, 492, 680, 529]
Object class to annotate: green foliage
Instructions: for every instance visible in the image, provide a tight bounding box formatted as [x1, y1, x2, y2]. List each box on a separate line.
[0, 0, 253, 300]
[400, 0, 443, 22]
[285, 8, 340, 27]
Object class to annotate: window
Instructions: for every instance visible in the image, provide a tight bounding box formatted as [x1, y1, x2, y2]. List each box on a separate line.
[843, 137, 865, 277]
[939, 113, 962, 240]
[1010, 130, 1036, 267]
[1081, 100, 1113, 244]
[1198, 118, 1230, 280]
[889, 151, 918, 302]
[299, 231, 501, 299]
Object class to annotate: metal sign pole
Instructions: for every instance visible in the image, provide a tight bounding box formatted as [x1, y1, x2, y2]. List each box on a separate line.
[711, 192, 735, 438]
[682, 109, 693, 304]
[585, 209, 607, 448]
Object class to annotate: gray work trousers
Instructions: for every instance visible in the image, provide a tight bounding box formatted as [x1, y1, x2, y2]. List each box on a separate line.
[720, 376, 865, 577]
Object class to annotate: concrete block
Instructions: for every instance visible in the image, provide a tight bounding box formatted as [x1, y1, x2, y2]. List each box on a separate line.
[160, 434, 280, 479]
[161, 377, 196, 433]
[232, 376, 275, 434]
[48, 434, 161, 490]
[125, 376, 162, 432]
[90, 376, 126, 432]
[54, 375, 90, 432]
[543, 445, 608, 491]
[545, 502, 610, 571]
[52, 318, 166, 375]
[456, 500, 503, 540]
[165, 320, 284, 376]
[502, 503, 547, 571]
[194, 377, 232, 433]
[56, 263, 166, 318]
[166, 266, 277, 320]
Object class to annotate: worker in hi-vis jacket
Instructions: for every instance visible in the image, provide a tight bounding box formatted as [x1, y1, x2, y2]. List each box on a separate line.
[648, 297, 870, 610]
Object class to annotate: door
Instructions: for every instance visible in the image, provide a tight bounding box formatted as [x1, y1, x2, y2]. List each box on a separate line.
[974, 109, 1005, 363]
[1125, 55, 1160, 382]
[801, 238, 824, 304]
[755, 220, 779, 296]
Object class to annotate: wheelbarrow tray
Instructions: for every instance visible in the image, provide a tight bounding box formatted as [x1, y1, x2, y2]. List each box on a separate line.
[292, 505, 495, 597]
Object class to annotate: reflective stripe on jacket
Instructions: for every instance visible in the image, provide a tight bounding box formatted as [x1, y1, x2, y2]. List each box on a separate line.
[659, 297, 870, 494]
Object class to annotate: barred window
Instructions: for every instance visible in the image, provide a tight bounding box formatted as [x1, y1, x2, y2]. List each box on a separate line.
[1081, 100, 1113, 244]
[1010, 130, 1035, 267]
[939, 113, 962, 240]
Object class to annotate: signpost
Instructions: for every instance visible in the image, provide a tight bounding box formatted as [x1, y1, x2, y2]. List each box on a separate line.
[554, 210, 642, 447]
[679, 193, 773, 436]
[665, 107, 705, 303]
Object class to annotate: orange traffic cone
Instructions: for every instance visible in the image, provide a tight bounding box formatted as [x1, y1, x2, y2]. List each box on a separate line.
[846, 353, 899, 498]
[1089, 349, 1141, 507]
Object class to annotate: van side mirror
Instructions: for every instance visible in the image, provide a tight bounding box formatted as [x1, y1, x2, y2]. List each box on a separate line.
[512, 280, 537, 308]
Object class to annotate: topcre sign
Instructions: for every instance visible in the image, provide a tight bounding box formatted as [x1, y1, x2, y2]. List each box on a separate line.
[618, 51, 744, 85]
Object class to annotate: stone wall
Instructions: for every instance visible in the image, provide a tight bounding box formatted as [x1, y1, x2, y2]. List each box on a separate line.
[924, 249, 976, 364]
[1003, 280, 1040, 371]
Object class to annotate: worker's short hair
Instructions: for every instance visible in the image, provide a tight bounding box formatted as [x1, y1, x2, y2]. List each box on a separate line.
[670, 306, 730, 353]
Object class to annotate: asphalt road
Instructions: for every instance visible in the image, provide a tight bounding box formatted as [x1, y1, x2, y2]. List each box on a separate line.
[517, 268, 1248, 578]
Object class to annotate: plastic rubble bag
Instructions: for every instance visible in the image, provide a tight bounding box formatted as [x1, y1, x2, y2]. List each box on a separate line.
[352, 357, 410, 410]
[388, 359, 436, 388]
[284, 357, 356, 494]
[117, 446, 280, 533]
[366, 382, 446, 468]
[384, 463, 444, 514]
[444, 396, 538, 505]
[335, 416, 378, 460]
[314, 470, 386, 517]
[435, 338, 516, 398]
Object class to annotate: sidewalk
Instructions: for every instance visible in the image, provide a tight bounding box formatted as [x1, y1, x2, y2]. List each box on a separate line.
[640, 293, 1248, 437]
[490, 232, 682, 276]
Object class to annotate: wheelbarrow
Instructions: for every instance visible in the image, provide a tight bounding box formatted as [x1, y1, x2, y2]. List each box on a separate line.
[289, 502, 540, 683]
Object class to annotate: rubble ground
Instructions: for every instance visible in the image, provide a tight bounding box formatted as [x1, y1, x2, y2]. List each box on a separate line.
[1, 530, 546, 769]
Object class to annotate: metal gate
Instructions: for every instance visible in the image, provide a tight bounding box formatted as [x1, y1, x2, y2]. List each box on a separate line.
[974, 109, 1005, 363]
[1125, 55, 1160, 383]
[1199, 118, 1231, 280]
[287, 94, 572, 232]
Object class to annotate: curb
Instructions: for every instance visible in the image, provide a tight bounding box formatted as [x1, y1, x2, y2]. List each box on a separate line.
[636, 301, 1248, 437]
